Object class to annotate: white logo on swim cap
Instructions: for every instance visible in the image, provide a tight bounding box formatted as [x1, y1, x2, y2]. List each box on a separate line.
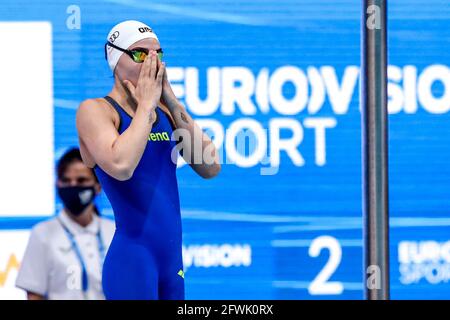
[105, 20, 159, 72]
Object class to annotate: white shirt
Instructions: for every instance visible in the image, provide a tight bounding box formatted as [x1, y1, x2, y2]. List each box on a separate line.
[15, 210, 115, 300]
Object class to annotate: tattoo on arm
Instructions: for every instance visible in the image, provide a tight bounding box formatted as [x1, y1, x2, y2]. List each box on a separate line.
[180, 112, 189, 124]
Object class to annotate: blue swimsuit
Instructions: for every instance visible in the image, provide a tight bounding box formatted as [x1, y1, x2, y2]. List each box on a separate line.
[94, 96, 184, 300]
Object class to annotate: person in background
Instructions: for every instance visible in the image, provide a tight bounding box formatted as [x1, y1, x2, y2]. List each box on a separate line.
[15, 147, 115, 300]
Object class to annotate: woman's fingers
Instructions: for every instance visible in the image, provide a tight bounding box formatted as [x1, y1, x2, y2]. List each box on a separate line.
[129, 51, 163, 106]
[156, 61, 165, 83]
[150, 51, 157, 79]
[137, 54, 150, 84]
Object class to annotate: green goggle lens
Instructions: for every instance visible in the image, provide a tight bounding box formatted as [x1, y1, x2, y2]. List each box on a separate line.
[131, 50, 163, 63]
[132, 50, 147, 63]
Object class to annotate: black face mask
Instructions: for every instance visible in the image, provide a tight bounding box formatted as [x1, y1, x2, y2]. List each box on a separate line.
[57, 186, 97, 216]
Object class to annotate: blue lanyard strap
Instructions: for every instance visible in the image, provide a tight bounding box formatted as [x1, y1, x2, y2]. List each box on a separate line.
[97, 229, 106, 267]
[57, 217, 105, 294]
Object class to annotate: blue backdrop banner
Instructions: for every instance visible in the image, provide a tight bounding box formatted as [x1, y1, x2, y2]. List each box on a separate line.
[0, 0, 449, 299]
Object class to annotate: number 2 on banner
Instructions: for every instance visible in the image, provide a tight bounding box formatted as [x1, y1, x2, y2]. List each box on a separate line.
[308, 236, 344, 295]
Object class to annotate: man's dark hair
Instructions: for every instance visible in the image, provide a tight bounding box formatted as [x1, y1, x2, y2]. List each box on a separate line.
[57, 147, 99, 183]
[57, 147, 101, 215]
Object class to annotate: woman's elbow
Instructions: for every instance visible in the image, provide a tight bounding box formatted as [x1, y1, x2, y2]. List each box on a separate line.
[106, 161, 135, 181]
[201, 163, 221, 179]
[115, 168, 134, 181]
[115, 164, 135, 181]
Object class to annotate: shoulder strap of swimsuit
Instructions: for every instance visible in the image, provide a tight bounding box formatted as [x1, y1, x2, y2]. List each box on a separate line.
[103, 96, 123, 132]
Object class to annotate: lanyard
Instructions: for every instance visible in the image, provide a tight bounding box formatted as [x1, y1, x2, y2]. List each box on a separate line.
[57, 217, 105, 294]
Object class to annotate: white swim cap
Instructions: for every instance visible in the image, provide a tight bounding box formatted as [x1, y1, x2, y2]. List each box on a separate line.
[105, 20, 159, 72]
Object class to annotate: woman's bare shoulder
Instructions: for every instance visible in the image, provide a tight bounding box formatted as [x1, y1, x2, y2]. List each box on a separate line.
[77, 97, 111, 114]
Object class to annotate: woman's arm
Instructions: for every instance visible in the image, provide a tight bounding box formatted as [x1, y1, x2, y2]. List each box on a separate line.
[160, 65, 221, 179]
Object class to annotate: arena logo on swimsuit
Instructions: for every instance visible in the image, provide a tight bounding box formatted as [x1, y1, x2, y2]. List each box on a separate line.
[148, 131, 170, 142]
